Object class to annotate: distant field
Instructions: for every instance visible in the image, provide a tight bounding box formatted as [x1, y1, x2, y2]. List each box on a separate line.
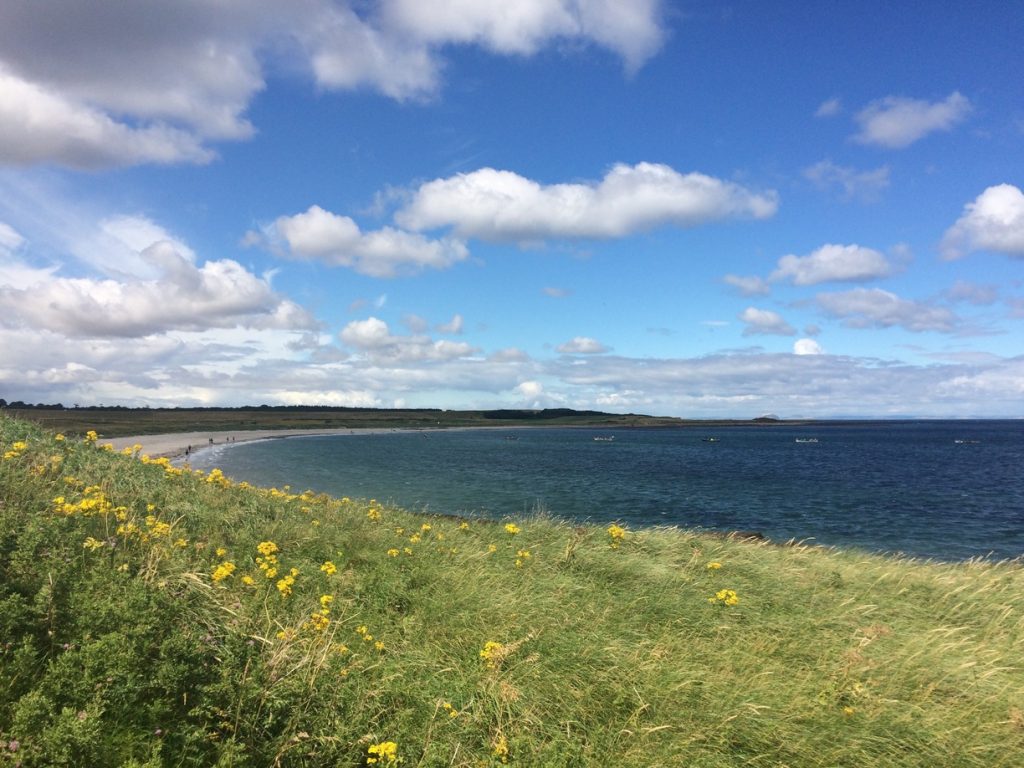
[2, 406, 789, 438]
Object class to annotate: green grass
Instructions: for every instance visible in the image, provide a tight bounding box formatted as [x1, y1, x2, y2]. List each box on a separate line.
[1, 414, 1022, 766]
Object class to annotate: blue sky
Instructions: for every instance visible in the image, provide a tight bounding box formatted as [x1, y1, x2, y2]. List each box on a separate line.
[1, 1, 1022, 417]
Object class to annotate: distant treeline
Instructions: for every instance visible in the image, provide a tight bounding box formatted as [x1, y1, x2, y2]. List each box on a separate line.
[0, 401, 620, 420]
[0, 401, 447, 413]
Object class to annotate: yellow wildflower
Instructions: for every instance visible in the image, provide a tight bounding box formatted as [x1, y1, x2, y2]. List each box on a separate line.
[83, 537, 105, 551]
[479, 640, 504, 669]
[387, 548, 400, 557]
[366, 741, 400, 765]
[85, 430, 98, 442]
[493, 734, 510, 764]
[707, 561, 722, 570]
[708, 588, 740, 606]
[607, 524, 627, 548]
[212, 562, 237, 582]
[504, 523, 520, 535]
[320, 560, 337, 575]
[319, 594, 333, 611]
[216, 547, 227, 557]
[256, 541, 278, 557]
[241, 575, 255, 586]
[54, 434, 66, 442]
[458, 521, 470, 531]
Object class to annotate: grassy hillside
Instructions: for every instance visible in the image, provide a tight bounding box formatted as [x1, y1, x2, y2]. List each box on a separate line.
[1, 414, 1022, 766]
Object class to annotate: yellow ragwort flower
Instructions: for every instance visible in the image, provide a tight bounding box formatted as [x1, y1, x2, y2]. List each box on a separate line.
[366, 741, 400, 765]
[504, 523, 520, 535]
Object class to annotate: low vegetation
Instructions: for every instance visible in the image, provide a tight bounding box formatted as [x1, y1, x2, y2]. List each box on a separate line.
[1, 414, 1021, 766]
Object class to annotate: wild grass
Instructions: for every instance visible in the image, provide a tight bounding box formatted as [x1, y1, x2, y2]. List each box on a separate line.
[1, 413, 1022, 766]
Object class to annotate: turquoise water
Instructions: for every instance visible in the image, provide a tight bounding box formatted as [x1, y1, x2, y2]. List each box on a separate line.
[189, 421, 1024, 561]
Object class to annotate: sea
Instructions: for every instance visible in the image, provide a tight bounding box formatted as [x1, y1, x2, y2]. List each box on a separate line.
[187, 421, 1024, 562]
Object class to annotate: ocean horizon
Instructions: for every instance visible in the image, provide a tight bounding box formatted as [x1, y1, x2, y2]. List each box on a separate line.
[188, 420, 1024, 562]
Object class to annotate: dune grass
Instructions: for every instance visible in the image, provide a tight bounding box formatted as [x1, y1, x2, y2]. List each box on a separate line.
[1, 413, 1022, 766]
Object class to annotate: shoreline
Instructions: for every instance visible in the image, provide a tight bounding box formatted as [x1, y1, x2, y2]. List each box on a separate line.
[106, 425, 535, 460]
[107, 427, 407, 460]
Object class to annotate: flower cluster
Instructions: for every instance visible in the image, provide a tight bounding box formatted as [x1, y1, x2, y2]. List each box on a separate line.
[515, 549, 531, 568]
[504, 523, 520, 536]
[320, 560, 337, 576]
[256, 541, 280, 579]
[305, 594, 333, 632]
[707, 561, 722, 570]
[276, 569, 298, 597]
[607, 524, 627, 548]
[708, 588, 740, 606]
[366, 741, 400, 764]
[479, 640, 505, 669]
[212, 561, 237, 582]
[2, 440, 28, 460]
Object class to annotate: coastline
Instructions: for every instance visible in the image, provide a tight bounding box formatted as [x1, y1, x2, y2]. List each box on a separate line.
[106, 425, 531, 460]
[107, 427, 410, 460]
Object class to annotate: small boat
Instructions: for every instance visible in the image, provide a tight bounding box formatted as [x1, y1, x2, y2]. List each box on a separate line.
[702, 437, 719, 443]
[593, 436, 616, 442]
[794, 438, 819, 443]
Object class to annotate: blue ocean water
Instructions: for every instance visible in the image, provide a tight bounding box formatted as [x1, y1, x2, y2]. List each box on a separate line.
[189, 421, 1024, 561]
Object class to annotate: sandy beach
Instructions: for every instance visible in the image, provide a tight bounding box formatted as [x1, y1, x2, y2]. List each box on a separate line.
[106, 427, 397, 460]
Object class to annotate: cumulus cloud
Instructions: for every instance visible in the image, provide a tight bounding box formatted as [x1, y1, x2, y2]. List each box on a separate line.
[0, 241, 315, 338]
[941, 184, 1024, 260]
[339, 317, 477, 361]
[739, 307, 796, 336]
[0, 69, 214, 168]
[0, 1, 667, 168]
[770, 243, 892, 285]
[853, 91, 972, 148]
[793, 338, 823, 355]
[816, 288, 958, 332]
[395, 163, 779, 241]
[724, 274, 770, 296]
[803, 160, 890, 201]
[269, 205, 469, 277]
[556, 336, 611, 354]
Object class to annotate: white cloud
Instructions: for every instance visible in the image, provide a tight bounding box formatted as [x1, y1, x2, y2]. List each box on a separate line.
[945, 280, 999, 306]
[803, 160, 890, 201]
[395, 163, 779, 241]
[0, 242, 315, 338]
[270, 205, 469, 277]
[0, 220, 25, 253]
[815, 97, 841, 117]
[339, 316, 477, 361]
[941, 184, 1024, 260]
[724, 274, 770, 296]
[816, 288, 958, 332]
[0, 1, 667, 168]
[382, 0, 664, 73]
[771, 243, 892, 285]
[793, 338, 823, 355]
[739, 307, 796, 336]
[0, 69, 214, 168]
[437, 314, 464, 334]
[853, 91, 972, 148]
[556, 336, 611, 354]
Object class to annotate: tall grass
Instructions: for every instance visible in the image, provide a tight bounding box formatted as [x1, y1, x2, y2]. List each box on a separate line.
[1, 414, 1022, 766]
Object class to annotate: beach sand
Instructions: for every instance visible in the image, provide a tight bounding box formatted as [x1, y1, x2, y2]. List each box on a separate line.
[106, 428, 396, 460]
